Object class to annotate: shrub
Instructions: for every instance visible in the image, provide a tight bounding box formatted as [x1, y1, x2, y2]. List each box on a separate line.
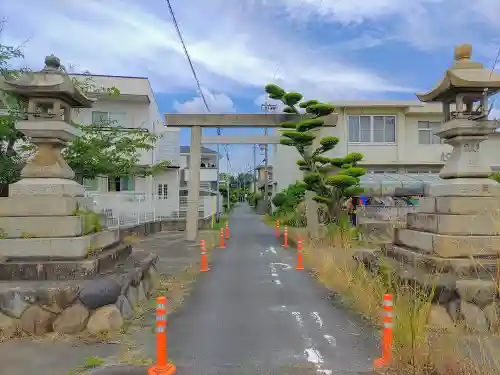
[264, 83, 366, 222]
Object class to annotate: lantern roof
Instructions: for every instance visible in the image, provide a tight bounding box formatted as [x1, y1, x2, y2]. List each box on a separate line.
[0, 55, 93, 108]
[416, 44, 500, 102]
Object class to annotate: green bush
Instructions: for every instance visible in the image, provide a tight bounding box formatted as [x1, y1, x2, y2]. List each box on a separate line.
[264, 83, 366, 222]
[275, 210, 307, 227]
[73, 209, 102, 234]
[247, 192, 261, 208]
[272, 182, 306, 214]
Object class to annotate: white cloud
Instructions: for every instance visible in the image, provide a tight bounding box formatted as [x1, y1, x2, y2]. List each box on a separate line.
[1, 0, 414, 100]
[274, 0, 500, 53]
[490, 107, 500, 120]
[173, 88, 236, 113]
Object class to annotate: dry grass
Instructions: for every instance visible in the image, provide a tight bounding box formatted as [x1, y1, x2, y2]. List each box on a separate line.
[280, 221, 500, 375]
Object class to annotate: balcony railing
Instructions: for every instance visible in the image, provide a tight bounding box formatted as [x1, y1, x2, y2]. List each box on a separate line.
[179, 181, 213, 190]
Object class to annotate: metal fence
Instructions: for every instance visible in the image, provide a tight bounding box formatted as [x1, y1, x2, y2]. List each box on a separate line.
[85, 192, 217, 230]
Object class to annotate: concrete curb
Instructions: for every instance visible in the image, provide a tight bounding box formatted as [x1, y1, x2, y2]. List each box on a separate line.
[85, 364, 149, 374]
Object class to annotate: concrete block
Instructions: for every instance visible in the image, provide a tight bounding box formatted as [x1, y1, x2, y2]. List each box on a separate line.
[407, 213, 500, 235]
[0, 216, 84, 238]
[436, 196, 500, 215]
[387, 245, 498, 278]
[9, 178, 85, 197]
[428, 178, 500, 197]
[0, 196, 82, 216]
[418, 197, 436, 213]
[395, 228, 500, 258]
[0, 230, 119, 259]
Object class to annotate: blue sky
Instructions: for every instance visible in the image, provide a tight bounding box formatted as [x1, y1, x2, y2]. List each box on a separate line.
[2, 0, 500, 173]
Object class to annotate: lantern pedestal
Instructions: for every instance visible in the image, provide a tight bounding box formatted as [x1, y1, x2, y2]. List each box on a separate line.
[355, 45, 500, 333]
[0, 56, 160, 339]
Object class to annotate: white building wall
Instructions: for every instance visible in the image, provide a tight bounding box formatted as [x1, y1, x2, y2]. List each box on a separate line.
[70, 74, 181, 208]
[73, 100, 155, 167]
[153, 169, 180, 217]
[272, 101, 500, 193]
[156, 128, 181, 166]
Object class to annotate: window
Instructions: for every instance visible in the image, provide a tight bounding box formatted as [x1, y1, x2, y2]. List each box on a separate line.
[83, 178, 99, 191]
[92, 111, 127, 126]
[108, 176, 134, 192]
[157, 184, 168, 199]
[418, 121, 443, 144]
[348, 115, 396, 143]
[92, 111, 108, 125]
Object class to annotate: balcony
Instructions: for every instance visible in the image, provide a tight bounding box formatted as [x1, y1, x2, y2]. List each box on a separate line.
[180, 181, 216, 191]
[184, 167, 218, 182]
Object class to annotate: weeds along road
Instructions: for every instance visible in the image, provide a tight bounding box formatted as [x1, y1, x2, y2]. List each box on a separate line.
[167, 204, 379, 375]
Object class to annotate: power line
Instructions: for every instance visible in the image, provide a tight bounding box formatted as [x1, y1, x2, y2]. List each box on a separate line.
[489, 47, 500, 79]
[165, 0, 210, 112]
[484, 46, 500, 120]
[165, 0, 230, 211]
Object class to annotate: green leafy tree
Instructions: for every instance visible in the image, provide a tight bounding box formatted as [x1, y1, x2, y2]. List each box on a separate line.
[0, 34, 172, 188]
[62, 121, 165, 182]
[272, 181, 307, 213]
[236, 172, 254, 189]
[264, 84, 366, 221]
[246, 192, 261, 208]
[0, 38, 33, 196]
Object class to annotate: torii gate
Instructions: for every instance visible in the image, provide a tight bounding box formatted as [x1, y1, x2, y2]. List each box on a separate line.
[164, 113, 338, 241]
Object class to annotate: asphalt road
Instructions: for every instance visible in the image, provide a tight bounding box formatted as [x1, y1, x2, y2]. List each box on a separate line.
[168, 204, 379, 375]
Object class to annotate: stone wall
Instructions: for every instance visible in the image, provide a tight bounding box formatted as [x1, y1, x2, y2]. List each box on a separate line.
[118, 217, 212, 238]
[0, 253, 159, 340]
[353, 247, 500, 333]
[284, 227, 500, 334]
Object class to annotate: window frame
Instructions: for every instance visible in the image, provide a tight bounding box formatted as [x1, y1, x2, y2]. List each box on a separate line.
[418, 120, 444, 145]
[107, 176, 134, 192]
[157, 183, 168, 199]
[92, 111, 109, 125]
[92, 111, 127, 127]
[347, 115, 397, 144]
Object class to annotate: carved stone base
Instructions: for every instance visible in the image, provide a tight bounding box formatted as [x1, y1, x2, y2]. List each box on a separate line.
[21, 143, 75, 180]
[427, 178, 500, 197]
[9, 178, 85, 197]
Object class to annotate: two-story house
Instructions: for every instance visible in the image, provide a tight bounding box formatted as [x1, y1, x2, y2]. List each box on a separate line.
[271, 101, 500, 193]
[178, 146, 222, 214]
[70, 73, 181, 218]
[254, 165, 276, 197]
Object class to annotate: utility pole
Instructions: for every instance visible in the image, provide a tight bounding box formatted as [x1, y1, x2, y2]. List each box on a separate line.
[226, 155, 231, 211]
[261, 102, 277, 213]
[253, 144, 257, 195]
[216, 144, 220, 220]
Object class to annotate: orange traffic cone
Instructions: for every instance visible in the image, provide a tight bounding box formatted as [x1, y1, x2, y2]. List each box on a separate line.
[283, 225, 289, 248]
[296, 240, 305, 270]
[219, 227, 226, 249]
[200, 240, 209, 272]
[225, 222, 230, 239]
[148, 297, 176, 375]
[275, 220, 280, 238]
[374, 294, 394, 369]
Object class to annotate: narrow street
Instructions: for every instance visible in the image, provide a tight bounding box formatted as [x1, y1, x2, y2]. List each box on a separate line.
[168, 205, 379, 375]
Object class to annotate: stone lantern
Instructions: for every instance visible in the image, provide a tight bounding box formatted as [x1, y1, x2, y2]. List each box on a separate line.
[0, 54, 93, 196]
[416, 44, 500, 195]
[353, 45, 500, 333]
